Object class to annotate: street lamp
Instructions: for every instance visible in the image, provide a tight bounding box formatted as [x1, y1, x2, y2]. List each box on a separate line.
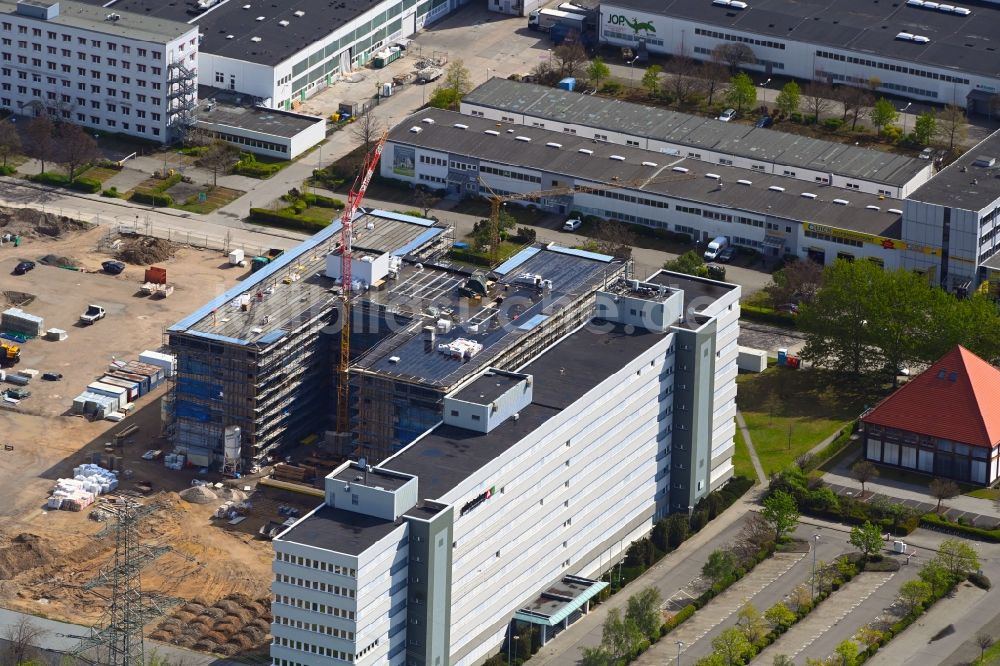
[628, 56, 638, 86]
[676, 640, 684, 665]
[810, 533, 820, 601]
[901, 102, 913, 134]
[508, 634, 519, 665]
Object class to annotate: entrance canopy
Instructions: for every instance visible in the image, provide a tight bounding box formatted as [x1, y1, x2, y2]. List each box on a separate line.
[513, 575, 608, 627]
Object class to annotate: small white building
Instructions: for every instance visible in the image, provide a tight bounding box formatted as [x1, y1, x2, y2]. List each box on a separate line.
[192, 102, 325, 159]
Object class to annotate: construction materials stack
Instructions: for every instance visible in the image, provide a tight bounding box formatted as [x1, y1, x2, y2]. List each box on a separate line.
[48, 463, 118, 511]
[1, 307, 44, 338]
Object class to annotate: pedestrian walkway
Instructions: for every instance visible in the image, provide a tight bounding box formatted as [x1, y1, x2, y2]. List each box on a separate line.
[754, 572, 895, 663]
[735, 410, 766, 484]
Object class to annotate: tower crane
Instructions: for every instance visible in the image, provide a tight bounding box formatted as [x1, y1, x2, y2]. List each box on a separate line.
[336, 129, 389, 437]
[480, 170, 699, 263]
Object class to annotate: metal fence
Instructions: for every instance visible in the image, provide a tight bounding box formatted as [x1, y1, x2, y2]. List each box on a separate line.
[105, 222, 276, 258]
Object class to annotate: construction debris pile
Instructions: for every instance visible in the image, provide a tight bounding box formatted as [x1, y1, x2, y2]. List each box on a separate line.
[0, 207, 91, 238]
[150, 594, 272, 655]
[38, 254, 79, 269]
[0, 534, 56, 579]
[47, 463, 118, 511]
[116, 237, 174, 265]
[3, 291, 35, 307]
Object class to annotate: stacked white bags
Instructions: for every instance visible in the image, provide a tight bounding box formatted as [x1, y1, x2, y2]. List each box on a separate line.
[48, 464, 119, 511]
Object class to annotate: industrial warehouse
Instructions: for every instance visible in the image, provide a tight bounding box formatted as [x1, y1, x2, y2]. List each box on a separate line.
[598, 0, 1000, 110]
[399, 79, 1000, 290]
[270, 267, 741, 666]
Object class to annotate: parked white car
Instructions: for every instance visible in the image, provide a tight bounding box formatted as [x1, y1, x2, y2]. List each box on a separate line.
[718, 108, 737, 122]
[563, 218, 583, 231]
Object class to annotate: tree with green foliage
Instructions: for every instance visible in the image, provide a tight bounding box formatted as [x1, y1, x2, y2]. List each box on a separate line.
[918, 558, 954, 597]
[765, 602, 797, 631]
[849, 521, 883, 563]
[725, 72, 757, 115]
[664, 250, 708, 277]
[833, 639, 860, 666]
[762, 490, 799, 543]
[626, 587, 664, 639]
[914, 111, 936, 146]
[429, 86, 462, 110]
[935, 538, 980, 578]
[601, 608, 644, 662]
[897, 579, 932, 615]
[580, 645, 613, 666]
[775, 81, 801, 117]
[713, 627, 753, 666]
[703, 549, 738, 585]
[443, 59, 472, 96]
[736, 603, 769, 644]
[667, 512, 690, 549]
[587, 57, 611, 89]
[855, 626, 884, 651]
[869, 98, 899, 136]
[772, 656, 795, 666]
[641, 64, 662, 98]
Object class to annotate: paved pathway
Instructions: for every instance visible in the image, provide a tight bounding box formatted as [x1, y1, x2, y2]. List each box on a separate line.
[735, 410, 766, 484]
[754, 572, 895, 664]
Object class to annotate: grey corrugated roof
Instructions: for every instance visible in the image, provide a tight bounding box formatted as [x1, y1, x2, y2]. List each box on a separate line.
[0, 0, 194, 42]
[908, 129, 1000, 211]
[463, 79, 927, 188]
[605, 0, 1000, 79]
[391, 108, 904, 237]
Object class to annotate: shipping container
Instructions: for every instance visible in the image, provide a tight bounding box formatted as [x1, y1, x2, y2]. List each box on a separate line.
[139, 350, 176, 378]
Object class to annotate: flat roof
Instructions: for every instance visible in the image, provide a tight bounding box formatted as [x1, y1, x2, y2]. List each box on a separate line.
[648, 270, 738, 313]
[278, 505, 399, 554]
[392, 108, 905, 238]
[168, 210, 445, 346]
[384, 322, 668, 500]
[77, 0, 388, 66]
[194, 103, 324, 139]
[0, 0, 194, 43]
[453, 370, 526, 405]
[604, 0, 1000, 80]
[331, 464, 411, 491]
[353, 244, 619, 388]
[908, 130, 1000, 211]
[463, 79, 927, 188]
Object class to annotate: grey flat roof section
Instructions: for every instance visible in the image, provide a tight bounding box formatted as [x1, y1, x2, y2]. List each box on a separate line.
[453, 370, 525, 405]
[279, 505, 400, 554]
[385, 322, 668, 500]
[0, 0, 193, 43]
[354, 245, 618, 388]
[648, 270, 737, 312]
[392, 108, 905, 238]
[604, 0, 1000, 79]
[194, 103, 323, 139]
[909, 130, 1000, 211]
[332, 464, 411, 491]
[77, 0, 388, 66]
[463, 79, 927, 188]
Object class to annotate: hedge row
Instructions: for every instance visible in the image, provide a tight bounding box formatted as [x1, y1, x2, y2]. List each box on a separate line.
[740, 304, 797, 328]
[447, 247, 493, 266]
[29, 172, 101, 193]
[920, 512, 1000, 542]
[799, 421, 856, 472]
[302, 192, 344, 209]
[234, 160, 284, 178]
[249, 207, 330, 232]
[130, 191, 173, 207]
[0, 165, 15, 176]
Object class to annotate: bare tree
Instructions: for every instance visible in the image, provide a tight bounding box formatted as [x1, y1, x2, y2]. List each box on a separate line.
[850, 460, 879, 495]
[802, 82, 835, 123]
[700, 61, 730, 106]
[977, 632, 995, 660]
[414, 187, 440, 218]
[3, 617, 45, 665]
[0, 121, 21, 168]
[592, 219, 634, 259]
[663, 56, 700, 107]
[182, 125, 213, 148]
[551, 43, 588, 80]
[197, 140, 240, 187]
[56, 122, 98, 181]
[836, 86, 872, 130]
[929, 477, 961, 512]
[712, 43, 756, 72]
[351, 111, 385, 167]
[25, 114, 55, 174]
[935, 105, 968, 152]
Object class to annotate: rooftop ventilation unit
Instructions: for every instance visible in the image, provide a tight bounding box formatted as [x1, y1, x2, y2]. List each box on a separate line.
[737, 179, 752, 185]
[888, 208, 903, 214]
[866, 205, 881, 211]
[952, 5, 971, 14]
[642, 161, 658, 167]
[226, 34, 234, 38]
[409, 126, 422, 133]
[730, 1, 748, 8]
[278, 19, 288, 25]
[453, 123, 468, 129]
[484, 130, 499, 136]
[546, 142, 562, 148]
[578, 148, 593, 154]
[421, 117, 435, 124]
[241, 3, 250, 7]
[255, 15, 265, 20]
[250, 36, 261, 41]
[974, 155, 996, 167]
[938, 3, 955, 9]
[672, 166, 689, 173]
[912, 34, 930, 43]
[705, 173, 721, 180]
[609, 154, 626, 161]
[768, 185, 785, 192]
[800, 192, 817, 198]
[833, 198, 850, 205]
[922, 1, 939, 7]
[712, 0, 730, 5]
[293, 9, 305, 15]
[515, 136, 531, 142]
[896, 31, 915, 40]
[907, 0, 923, 5]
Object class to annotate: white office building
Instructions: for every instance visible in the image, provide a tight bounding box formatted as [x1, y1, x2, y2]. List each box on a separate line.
[271, 269, 741, 666]
[0, 0, 197, 141]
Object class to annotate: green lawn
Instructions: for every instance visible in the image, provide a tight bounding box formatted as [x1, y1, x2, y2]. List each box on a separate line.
[732, 426, 758, 481]
[173, 186, 244, 214]
[736, 366, 886, 476]
[966, 488, 1000, 500]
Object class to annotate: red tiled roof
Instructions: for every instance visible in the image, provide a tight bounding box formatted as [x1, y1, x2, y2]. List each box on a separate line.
[863, 346, 1000, 448]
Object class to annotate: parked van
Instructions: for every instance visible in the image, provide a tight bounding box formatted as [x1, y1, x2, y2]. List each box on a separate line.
[703, 236, 729, 261]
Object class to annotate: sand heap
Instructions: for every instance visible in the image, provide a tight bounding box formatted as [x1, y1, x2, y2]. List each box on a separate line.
[179, 486, 218, 504]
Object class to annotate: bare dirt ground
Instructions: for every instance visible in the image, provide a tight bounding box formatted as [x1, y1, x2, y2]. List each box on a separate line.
[0, 210, 292, 654]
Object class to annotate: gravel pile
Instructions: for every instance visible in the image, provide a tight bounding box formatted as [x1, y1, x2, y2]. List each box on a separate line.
[178, 486, 218, 504]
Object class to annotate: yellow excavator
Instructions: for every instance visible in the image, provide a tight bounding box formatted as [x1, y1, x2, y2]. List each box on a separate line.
[0, 341, 20, 367]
